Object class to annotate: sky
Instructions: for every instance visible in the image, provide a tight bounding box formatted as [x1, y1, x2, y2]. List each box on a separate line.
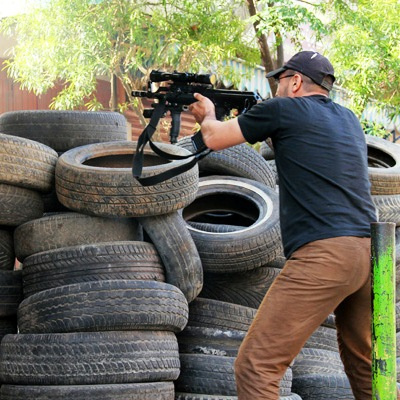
[0, 0, 37, 18]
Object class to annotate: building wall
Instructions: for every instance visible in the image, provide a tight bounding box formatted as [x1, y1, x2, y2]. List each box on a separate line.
[0, 57, 196, 141]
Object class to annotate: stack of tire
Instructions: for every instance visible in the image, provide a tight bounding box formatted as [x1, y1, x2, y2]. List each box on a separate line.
[0, 131, 59, 355]
[0, 110, 195, 399]
[5, 109, 395, 398]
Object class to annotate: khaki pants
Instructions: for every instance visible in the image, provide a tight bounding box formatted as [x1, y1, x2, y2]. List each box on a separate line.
[235, 236, 374, 400]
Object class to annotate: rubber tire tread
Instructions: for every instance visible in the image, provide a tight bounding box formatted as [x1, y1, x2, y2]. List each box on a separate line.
[366, 134, 400, 195]
[292, 374, 353, 399]
[187, 221, 243, 233]
[200, 267, 281, 308]
[0, 382, 174, 400]
[187, 298, 256, 331]
[21, 241, 165, 298]
[14, 212, 142, 262]
[139, 211, 203, 303]
[177, 137, 275, 188]
[175, 393, 302, 400]
[175, 354, 238, 396]
[55, 141, 198, 217]
[0, 184, 43, 227]
[0, 270, 22, 317]
[259, 140, 275, 160]
[176, 354, 292, 397]
[18, 280, 188, 333]
[303, 326, 339, 353]
[0, 110, 128, 152]
[292, 348, 345, 377]
[0, 229, 15, 270]
[0, 133, 58, 192]
[0, 330, 180, 385]
[373, 194, 400, 225]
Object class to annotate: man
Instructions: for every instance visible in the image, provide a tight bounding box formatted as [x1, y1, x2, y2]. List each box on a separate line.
[189, 51, 378, 399]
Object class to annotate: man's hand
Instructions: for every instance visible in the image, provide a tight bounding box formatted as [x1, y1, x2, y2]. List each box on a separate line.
[189, 93, 216, 124]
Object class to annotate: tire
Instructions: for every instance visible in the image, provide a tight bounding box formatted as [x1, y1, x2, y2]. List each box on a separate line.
[175, 354, 238, 396]
[303, 326, 339, 353]
[187, 298, 256, 331]
[0, 331, 180, 385]
[265, 254, 286, 269]
[177, 137, 275, 188]
[0, 183, 44, 227]
[176, 354, 292, 397]
[373, 194, 400, 225]
[183, 176, 282, 273]
[187, 221, 243, 233]
[322, 313, 336, 329]
[22, 241, 165, 298]
[0, 133, 58, 192]
[0, 110, 128, 152]
[0, 270, 22, 317]
[175, 394, 302, 400]
[292, 374, 353, 399]
[177, 326, 246, 357]
[200, 266, 281, 308]
[175, 394, 239, 400]
[55, 141, 198, 217]
[14, 212, 142, 262]
[0, 229, 15, 270]
[0, 382, 175, 400]
[266, 159, 278, 185]
[292, 348, 345, 377]
[139, 212, 203, 303]
[366, 135, 400, 195]
[18, 280, 188, 334]
[259, 140, 275, 160]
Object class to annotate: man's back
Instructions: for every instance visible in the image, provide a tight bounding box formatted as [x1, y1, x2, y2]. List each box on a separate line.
[238, 95, 377, 257]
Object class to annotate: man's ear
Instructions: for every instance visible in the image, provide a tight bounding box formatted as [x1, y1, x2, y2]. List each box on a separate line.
[291, 75, 302, 94]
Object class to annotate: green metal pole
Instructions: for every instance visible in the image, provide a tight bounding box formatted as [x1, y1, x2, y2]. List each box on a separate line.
[371, 222, 397, 400]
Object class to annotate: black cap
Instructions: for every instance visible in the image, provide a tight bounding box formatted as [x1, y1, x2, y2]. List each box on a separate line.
[266, 51, 335, 91]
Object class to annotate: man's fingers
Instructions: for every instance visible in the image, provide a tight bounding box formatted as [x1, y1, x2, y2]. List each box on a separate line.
[193, 92, 205, 101]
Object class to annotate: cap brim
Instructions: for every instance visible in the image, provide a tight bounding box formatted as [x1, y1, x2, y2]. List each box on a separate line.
[266, 66, 287, 79]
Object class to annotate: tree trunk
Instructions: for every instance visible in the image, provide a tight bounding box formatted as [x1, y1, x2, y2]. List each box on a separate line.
[246, 0, 278, 97]
[276, 32, 284, 67]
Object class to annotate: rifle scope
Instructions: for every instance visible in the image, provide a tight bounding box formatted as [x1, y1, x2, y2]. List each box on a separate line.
[149, 70, 216, 85]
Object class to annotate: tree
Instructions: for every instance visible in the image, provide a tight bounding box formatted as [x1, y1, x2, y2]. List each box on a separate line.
[245, 0, 327, 96]
[324, 0, 400, 121]
[0, 0, 259, 121]
[245, 0, 399, 132]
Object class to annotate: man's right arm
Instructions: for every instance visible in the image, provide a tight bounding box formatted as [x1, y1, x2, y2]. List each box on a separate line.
[189, 93, 246, 151]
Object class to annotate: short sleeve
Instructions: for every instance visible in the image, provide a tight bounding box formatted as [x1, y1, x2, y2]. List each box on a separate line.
[237, 98, 281, 144]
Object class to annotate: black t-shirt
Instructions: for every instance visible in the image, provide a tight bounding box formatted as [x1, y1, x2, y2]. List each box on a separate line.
[238, 95, 377, 258]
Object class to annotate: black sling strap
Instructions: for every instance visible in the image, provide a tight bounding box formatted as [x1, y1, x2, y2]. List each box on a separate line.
[132, 98, 211, 186]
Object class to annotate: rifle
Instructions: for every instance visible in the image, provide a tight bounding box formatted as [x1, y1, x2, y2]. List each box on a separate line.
[132, 70, 263, 186]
